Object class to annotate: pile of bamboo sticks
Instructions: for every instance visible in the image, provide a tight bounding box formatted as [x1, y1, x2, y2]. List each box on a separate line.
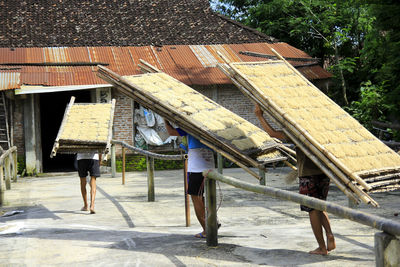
[217, 49, 400, 207]
[97, 65, 289, 180]
[50, 97, 116, 157]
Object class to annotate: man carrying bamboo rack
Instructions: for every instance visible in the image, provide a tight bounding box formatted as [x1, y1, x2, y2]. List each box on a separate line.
[164, 119, 217, 238]
[255, 104, 336, 255]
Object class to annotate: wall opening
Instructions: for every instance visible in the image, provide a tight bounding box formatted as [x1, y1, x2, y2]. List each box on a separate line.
[40, 90, 91, 172]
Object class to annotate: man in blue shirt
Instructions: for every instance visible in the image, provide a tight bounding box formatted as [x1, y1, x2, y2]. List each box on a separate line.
[165, 120, 214, 238]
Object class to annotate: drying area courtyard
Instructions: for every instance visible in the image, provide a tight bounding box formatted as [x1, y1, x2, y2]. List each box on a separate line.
[0, 167, 399, 266]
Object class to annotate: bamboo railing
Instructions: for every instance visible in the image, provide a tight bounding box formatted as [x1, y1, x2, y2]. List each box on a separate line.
[0, 146, 17, 205]
[110, 140, 191, 226]
[203, 170, 400, 247]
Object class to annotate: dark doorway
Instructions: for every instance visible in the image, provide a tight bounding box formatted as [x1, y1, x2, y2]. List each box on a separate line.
[40, 90, 91, 172]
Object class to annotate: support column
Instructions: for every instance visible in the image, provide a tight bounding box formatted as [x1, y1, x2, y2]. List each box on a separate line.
[259, 169, 266, 186]
[183, 158, 190, 226]
[146, 156, 155, 202]
[205, 177, 218, 247]
[0, 166, 4, 205]
[111, 144, 116, 178]
[348, 196, 358, 208]
[375, 232, 400, 267]
[24, 94, 42, 175]
[217, 153, 223, 174]
[5, 156, 11, 190]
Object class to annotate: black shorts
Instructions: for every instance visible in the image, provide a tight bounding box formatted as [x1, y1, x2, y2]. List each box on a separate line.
[78, 159, 100, 178]
[187, 172, 205, 196]
[299, 174, 330, 212]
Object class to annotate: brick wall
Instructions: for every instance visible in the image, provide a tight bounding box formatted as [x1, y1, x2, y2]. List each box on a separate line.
[112, 90, 134, 154]
[193, 84, 272, 130]
[13, 97, 24, 155]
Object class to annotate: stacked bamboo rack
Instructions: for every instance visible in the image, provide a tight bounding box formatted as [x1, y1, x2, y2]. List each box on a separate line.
[218, 50, 400, 207]
[97, 65, 289, 179]
[50, 97, 116, 157]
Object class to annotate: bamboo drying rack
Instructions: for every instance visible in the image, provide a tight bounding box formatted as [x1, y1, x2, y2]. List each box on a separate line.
[50, 97, 116, 157]
[97, 65, 290, 180]
[216, 49, 400, 207]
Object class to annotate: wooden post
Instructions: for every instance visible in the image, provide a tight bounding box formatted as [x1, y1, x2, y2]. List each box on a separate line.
[348, 196, 358, 208]
[0, 166, 4, 205]
[147, 156, 155, 202]
[183, 158, 190, 226]
[217, 153, 223, 174]
[259, 168, 266, 186]
[12, 151, 17, 182]
[111, 144, 116, 178]
[205, 176, 218, 247]
[122, 147, 126, 185]
[5, 156, 10, 190]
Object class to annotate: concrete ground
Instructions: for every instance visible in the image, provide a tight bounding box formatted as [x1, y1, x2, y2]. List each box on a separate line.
[0, 167, 399, 266]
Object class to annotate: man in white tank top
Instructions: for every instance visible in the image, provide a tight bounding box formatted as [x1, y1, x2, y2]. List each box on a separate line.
[77, 153, 101, 214]
[164, 120, 215, 238]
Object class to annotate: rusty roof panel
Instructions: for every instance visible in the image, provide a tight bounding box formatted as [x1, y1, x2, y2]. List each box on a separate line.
[297, 65, 332, 80]
[0, 72, 20, 90]
[0, 43, 331, 88]
[168, 45, 203, 69]
[228, 43, 261, 62]
[129, 46, 161, 71]
[190, 45, 220, 67]
[44, 47, 67, 63]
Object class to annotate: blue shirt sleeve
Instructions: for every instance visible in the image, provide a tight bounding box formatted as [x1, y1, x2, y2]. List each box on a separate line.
[176, 128, 187, 137]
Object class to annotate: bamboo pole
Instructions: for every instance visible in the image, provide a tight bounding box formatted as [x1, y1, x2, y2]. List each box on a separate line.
[364, 174, 400, 183]
[368, 179, 400, 189]
[139, 59, 161, 73]
[183, 157, 190, 227]
[50, 96, 75, 158]
[105, 99, 116, 155]
[122, 147, 126, 185]
[204, 170, 400, 237]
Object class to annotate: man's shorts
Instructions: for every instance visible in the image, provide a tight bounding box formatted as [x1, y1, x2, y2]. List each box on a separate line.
[78, 159, 100, 178]
[187, 172, 205, 196]
[299, 174, 330, 212]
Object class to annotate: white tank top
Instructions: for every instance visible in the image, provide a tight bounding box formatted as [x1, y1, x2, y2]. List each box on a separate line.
[187, 148, 214, 172]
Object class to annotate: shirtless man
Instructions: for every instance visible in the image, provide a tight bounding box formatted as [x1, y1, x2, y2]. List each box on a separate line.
[255, 104, 335, 255]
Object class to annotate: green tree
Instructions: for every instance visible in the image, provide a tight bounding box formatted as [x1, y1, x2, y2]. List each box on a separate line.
[212, 0, 373, 106]
[360, 1, 400, 126]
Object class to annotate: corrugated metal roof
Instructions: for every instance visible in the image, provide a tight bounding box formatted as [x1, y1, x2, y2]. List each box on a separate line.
[0, 42, 332, 91]
[0, 72, 20, 90]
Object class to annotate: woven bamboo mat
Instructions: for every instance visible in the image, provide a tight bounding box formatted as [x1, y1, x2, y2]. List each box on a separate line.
[219, 57, 400, 206]
[97, 66, 288, 179]
[50, 97, 115, 157]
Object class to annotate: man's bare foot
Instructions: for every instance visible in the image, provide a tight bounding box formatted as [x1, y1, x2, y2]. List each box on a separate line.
[90, 209, 96, 214]
[81, 206, 88, 211]
[309, 247, 328, 255]
[327, 234, 336, 251]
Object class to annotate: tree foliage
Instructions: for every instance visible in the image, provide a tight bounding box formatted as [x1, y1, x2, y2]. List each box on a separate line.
[211, 0, 400, 139]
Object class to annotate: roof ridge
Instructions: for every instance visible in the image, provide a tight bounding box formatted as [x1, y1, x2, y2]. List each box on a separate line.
[214, 13, 278, 43]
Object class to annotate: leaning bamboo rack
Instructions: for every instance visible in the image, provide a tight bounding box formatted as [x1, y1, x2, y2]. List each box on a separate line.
[218, 49, 400, 207]
[97, 65, 289, 179]
[50, 97, 116, 157]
